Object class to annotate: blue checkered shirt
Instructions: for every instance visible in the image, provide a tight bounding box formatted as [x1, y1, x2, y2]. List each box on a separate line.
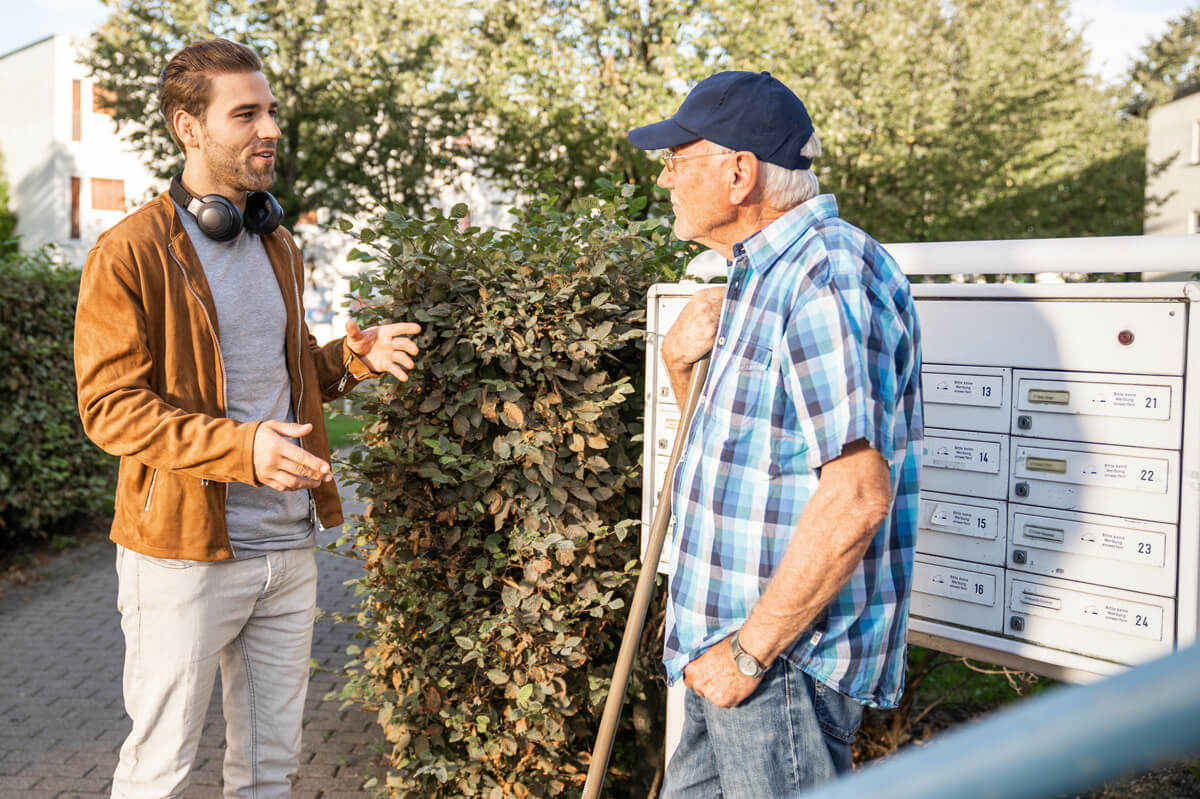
[663, 194, 922, 709]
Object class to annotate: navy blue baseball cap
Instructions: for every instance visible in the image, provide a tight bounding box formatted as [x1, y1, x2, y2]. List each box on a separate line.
[628, 70, 815, 170]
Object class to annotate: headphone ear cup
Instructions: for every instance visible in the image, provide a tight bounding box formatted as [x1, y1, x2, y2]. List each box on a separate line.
[194, 195, 243, 242]
[243, 191, 284, 236]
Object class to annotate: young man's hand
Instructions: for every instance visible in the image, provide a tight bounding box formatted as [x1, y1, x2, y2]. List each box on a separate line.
[252, 421, 332, 490]
[345, 320, 422, 382]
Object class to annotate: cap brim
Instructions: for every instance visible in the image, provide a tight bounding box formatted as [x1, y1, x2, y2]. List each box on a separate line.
[628, 117, 700, 151]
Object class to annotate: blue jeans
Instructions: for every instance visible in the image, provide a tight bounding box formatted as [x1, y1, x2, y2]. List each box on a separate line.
[661, 659, 863, 798]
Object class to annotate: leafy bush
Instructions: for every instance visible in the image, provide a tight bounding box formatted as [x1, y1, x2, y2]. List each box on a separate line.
[337, 179, 690, 797]
[0, 247, 116, 538]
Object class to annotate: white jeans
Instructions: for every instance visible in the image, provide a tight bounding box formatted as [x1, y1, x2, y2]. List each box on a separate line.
[111, 545, 318, 799]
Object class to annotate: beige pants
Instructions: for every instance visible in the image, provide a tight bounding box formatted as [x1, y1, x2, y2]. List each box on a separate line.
[111, 545, 317, 799]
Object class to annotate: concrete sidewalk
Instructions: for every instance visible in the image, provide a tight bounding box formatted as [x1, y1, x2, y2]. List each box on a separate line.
[0, 510, 386, 798]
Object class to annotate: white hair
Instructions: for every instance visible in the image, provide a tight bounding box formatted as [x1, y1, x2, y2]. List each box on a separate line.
[759, 133, 822, 209]
[710, 133, 822, 210]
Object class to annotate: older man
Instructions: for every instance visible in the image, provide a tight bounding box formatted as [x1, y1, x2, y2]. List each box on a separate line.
[628, 71, 922, 796]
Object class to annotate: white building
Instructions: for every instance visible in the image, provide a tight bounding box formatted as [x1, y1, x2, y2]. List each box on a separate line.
[1146, 84, 1200, 236]
[0, 34, 161, 264]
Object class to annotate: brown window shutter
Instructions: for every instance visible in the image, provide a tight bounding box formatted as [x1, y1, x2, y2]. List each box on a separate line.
[91, 178, 126, 212]
[70, 177, 81, 239]
[72, 80, 82, 141]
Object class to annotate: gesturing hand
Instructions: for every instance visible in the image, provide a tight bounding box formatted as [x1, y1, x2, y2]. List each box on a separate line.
[345, 320, 422, 382]
[252, 421, 332, 491]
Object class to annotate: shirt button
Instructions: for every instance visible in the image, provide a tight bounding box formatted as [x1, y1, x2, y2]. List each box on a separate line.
[717, 336, 726, 347]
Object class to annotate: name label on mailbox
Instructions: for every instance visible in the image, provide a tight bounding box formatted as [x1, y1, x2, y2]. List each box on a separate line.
[924, 372, 1004, 408]
[1014, 513, 1167, 567]
[1019, 381, 1171, 421]
[915, 561, 996, 606]
[926, 436, 1002, 474]
[1014, 447, 1169, 494]
[1011, 580, 1164, 641]
[922, 500, 999, 541]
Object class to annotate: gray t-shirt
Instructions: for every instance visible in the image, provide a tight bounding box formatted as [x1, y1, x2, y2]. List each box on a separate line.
[175, 203, 315, 557]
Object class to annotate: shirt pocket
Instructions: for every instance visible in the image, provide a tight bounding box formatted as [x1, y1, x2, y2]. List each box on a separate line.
[724, 343, 774, 431]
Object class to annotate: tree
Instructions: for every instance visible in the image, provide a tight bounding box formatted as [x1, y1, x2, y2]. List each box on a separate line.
[447, 0, 1145, 240]
[86, 0, 457, 225]
[0, 145, 17, 253]
[1126, 4, 1200, 114]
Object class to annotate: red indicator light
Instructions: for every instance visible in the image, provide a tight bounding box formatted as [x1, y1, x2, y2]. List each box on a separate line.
[1117, 330, 1134, 346]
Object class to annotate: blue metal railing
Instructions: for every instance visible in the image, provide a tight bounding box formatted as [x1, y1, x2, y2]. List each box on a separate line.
[797, 644, 1200, 799]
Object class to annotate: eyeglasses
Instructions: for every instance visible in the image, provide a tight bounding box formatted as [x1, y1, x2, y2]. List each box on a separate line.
[661, 150, 730, 172]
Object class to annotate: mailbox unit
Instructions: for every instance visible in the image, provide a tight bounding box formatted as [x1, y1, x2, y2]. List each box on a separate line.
[907, 280, 1199, 682]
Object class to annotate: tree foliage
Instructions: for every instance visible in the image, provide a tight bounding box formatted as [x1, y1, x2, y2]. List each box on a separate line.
[335, 180, 691, 796]
[86, 0, 456, 225]
[88, 0, 1147, 240]
[1127, 4, 1200, 113]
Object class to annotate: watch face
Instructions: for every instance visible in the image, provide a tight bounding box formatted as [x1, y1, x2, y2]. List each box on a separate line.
[735, 653, 759, 677]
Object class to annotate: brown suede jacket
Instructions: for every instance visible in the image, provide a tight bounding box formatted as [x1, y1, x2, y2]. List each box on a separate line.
[74, 191, 374, 560]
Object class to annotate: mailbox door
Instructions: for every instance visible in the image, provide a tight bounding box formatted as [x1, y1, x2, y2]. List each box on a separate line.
[1006, 574, 1175, 665]
[1011, 370, 1183, 450]
[917, 491, 1007, 566]
[921, 429, 1010, 500]
[1010, 439, 1180, 524]
[922, 365, 1012, 434]
[912, 555, 1004, 633]
[1007, 507, 1177, 597]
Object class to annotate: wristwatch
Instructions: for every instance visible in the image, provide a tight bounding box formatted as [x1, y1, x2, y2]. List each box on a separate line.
[730, 631, 768, 679]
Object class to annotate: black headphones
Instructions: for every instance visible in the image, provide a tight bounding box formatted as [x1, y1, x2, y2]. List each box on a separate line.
[170, 175, 284, 242]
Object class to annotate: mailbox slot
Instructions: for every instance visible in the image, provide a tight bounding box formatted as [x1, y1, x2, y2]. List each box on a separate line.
[1010, 439, 1180, 524]
[1006, 574, 1175, 665]
[917, 491, 1007, 566]
[912, 555, 1004, 633]
[1012, 370, 1182, 449]
[1008, 508, 1177, 597]
[922, 365, 1012, 434]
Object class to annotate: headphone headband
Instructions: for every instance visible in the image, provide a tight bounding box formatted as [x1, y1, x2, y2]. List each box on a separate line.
[170, 175, 283, 242]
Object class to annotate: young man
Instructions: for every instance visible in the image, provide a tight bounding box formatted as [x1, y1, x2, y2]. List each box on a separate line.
[74, 39, 419, 798]
[627, 71, 923, 796]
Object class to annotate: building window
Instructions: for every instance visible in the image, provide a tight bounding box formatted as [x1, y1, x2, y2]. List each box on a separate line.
[91, 178, 126, 212]
[72, 80, 82, 141]
[93, 84, 117, 116]
[70, 177, 81, 239]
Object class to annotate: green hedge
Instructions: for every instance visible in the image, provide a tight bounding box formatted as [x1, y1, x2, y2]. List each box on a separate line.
[0, 247, 116, 538]
[337, 180, 691, 796]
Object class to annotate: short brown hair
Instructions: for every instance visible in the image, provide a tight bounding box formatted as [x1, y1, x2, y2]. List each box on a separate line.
[158, 39, 263, 148]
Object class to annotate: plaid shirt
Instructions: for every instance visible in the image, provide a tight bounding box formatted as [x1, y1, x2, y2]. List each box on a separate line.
[664, 194, 922, 709]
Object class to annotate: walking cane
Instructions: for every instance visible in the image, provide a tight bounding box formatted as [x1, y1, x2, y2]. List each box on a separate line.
[582, 355, 711, 799]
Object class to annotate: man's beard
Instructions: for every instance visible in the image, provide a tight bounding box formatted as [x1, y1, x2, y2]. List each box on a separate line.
[202, 132, 274, 194]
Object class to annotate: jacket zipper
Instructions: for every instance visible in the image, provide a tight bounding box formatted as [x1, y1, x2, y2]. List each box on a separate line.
[144, 469, 159, 512]
[281, 236, 321, 530]
[169, 244, 230, 507]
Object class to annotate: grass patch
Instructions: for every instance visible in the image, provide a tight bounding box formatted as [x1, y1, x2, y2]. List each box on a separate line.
[324, 408, 364, 451]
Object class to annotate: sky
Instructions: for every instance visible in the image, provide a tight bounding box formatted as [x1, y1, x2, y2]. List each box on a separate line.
[0, 0, 1195, 86]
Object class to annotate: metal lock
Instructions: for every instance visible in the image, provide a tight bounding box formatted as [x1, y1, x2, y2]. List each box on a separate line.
[1017, 415, 1032, 430]
[659, 386, 671, 398]
[1009, 616, 1025, 632]
[1012, 549, 1028, 565]
[1014, 482, 1030, 498]
[658, 438, 669, 451]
